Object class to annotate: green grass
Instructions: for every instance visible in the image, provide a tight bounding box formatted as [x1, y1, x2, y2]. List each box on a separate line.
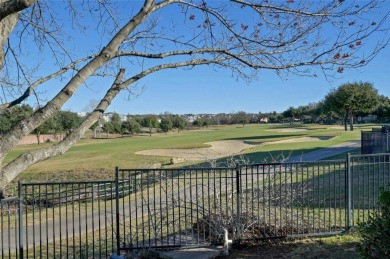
[3, 123, 372, 190]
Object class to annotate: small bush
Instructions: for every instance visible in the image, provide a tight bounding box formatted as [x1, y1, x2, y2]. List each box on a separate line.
[358, 186, 390, 258]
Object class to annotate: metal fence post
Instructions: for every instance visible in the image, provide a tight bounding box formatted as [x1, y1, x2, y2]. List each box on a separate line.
[235, 163, 241, 243]
[346, 153, 352, 232]
[18, 182, 23, 259]
[115, 167, 120, 256]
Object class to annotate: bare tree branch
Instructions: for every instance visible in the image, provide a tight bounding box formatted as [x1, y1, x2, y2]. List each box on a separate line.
[0, 56, 94, 111]
[0, 0, 36, 21]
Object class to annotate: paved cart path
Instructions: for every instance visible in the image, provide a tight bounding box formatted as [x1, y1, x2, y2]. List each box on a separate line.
[0, 140, 361, 254]
[283, 140, 360, 162]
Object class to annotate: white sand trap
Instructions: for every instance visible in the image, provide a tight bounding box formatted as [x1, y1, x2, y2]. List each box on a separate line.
[266, 128, 308, 133]
[135, 140, 259, 161]
[136, 136, 333, 161]
[328, 126, 345, 130]
[267, 136, 333, 144]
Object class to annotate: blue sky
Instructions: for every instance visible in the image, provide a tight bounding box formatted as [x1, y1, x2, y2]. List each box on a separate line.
[101, 49, 390, 115]
[13, 1, 390, 115]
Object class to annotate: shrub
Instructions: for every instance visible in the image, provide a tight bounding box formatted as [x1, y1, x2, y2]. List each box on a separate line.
[358, 186, 390, 258]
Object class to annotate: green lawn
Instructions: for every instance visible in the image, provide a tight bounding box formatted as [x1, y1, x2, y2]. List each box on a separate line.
[4, 123, 371, 186]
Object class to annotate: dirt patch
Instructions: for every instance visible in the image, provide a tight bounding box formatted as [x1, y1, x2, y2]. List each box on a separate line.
[135, 140, 259, 161]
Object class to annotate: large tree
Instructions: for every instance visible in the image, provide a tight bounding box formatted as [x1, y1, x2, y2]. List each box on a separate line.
[375, 95, 390, 121]
[0, 0, 389, 196]
[323, 82, 379, 131]
[142, 115, 159, 137]
[159, 117, 173, 134]
[282, 106, 298, 125]
[232, 111, 249, 127]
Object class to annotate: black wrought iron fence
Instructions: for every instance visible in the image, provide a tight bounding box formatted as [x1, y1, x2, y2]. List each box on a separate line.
[1, 197, 21, 258]
[0, 153, 390, 258]
[115, 167, 237, 253]
[239, 160, 348, 239]
[361, 129, 389, 154]
[348, 153, 390, 226]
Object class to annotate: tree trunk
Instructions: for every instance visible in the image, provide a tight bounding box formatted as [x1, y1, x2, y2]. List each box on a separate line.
[349, 115, 354, 131]
[344, 115, 348, 131]
[0, 70, 126, 195]
[36, 131, 41, 145]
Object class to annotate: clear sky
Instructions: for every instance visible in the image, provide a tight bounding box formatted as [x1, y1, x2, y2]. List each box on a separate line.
[13, 1, 390, 115]
[101, 47, 390, 115]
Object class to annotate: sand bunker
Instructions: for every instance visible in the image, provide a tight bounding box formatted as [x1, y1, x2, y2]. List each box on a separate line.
[135, 140, 258, 161]
[328, 126, 345, 130]
[266, 136, 333, 144]
[136, 136, 332, 161]
[266, 128, 308, 133]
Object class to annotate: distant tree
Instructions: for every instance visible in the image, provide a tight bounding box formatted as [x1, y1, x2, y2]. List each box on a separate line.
[193, 119, 202, 128]
[375, 95, 390, 121]
[32, 116, 60, 145]
[110, 113, 123, 134]
[121, 118, 141, 136]
[215, 113, 231, 125]
[89, 116, 101, 139]
[58, 111, 82, 135]
[102, 122, 113, 136]
[202, 119, 211, 127]
[159, 117, 173, 134]
[304, 102, 320, 123]
[142, 115, 159, 137]
[0, 104, 33, 133]
[296, 106, 308, 123]
[232, 111, 249, 127]
[282, 107, 298, 125]
[267, 111, 281, 123]
[171, 115, 187, 133]
[323, 82, 379, 131]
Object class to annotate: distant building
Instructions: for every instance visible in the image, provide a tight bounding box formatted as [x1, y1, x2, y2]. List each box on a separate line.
[357, 115, 377, 123]
[77, 112, 88, 118]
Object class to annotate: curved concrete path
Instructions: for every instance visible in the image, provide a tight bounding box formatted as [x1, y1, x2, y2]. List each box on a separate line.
[283, 140, 361, 162]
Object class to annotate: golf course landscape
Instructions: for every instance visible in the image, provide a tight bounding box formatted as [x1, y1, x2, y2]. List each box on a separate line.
[1, 123, 389, 259]
[3, 123, 367, 193]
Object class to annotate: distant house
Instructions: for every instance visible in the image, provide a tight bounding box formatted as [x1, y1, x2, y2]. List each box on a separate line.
[259, 118, 268, 123]
[77, 112, 88, 118]
[357, 115, 377, 124]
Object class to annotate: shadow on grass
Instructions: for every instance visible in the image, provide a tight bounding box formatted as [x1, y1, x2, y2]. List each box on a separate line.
[187, 147, 324, 167]
[225, 133, 303, 142]
[218, 235, 360, 259]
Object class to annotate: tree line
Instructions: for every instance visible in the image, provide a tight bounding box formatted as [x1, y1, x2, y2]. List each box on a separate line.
[3, 82, 388, 142]
[0, 105, 81, 144]
[98, 113, 187, 137]
[280, 82, 390, 131]
[188, 82, 390, 131]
